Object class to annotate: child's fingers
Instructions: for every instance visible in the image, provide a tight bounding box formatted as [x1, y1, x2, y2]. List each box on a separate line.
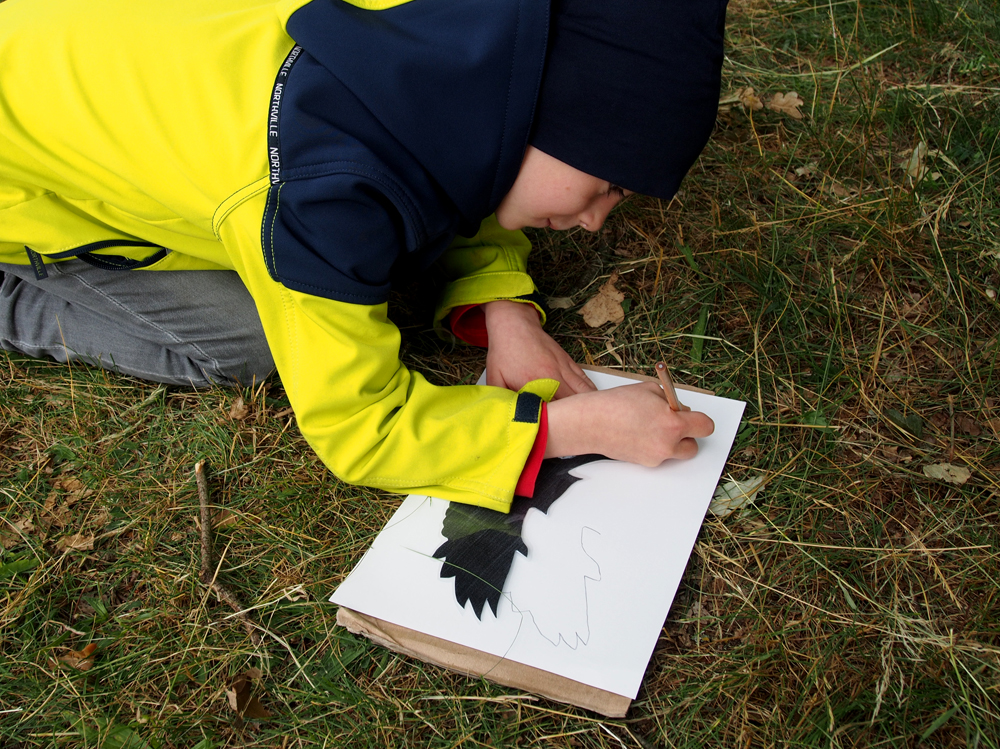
[678, 409, 715, 439]
[671, 437, 700, 461]
[554, 367, 597, 398]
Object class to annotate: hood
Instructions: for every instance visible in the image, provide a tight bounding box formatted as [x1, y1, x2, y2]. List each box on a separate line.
[283, 0, 550, 228]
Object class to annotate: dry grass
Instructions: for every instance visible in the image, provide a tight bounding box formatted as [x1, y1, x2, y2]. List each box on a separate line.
[2, 0, 999, 746]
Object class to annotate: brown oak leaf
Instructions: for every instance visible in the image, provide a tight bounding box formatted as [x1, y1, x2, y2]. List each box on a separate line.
[56, 533, 95, 552]
[226, 668, 272, 720]
[229, 397, 250, 422]
[738, 86, 764, 111]
[0, 517, 35, 549]
[767, 91, 805, 119]
[578, 274, 625, 328]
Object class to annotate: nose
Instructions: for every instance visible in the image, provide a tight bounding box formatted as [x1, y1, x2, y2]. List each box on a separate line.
[578, 197, 617, 232]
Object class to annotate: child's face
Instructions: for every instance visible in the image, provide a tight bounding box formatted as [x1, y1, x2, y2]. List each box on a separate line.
[495, 146, 631, 232]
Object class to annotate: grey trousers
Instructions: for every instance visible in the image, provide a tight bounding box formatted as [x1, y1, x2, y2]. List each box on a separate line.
[0, 259, 274, 387]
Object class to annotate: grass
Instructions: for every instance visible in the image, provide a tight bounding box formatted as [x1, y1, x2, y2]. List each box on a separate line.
[2, 0, 999, 745]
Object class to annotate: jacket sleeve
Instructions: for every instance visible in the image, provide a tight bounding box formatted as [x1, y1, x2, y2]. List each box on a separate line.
[432, 215, 547, 338]
[218, 186, 558, 513]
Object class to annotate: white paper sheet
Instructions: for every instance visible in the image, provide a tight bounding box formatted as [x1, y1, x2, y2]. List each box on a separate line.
[332, 370, 746, 698]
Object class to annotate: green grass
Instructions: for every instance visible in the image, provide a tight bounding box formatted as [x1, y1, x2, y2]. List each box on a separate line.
[3, 0, 999, 745]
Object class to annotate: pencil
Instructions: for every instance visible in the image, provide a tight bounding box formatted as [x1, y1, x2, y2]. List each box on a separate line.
[654, 361, 684, 412]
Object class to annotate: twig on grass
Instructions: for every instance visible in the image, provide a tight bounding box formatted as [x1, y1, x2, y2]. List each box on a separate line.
[195, 459, 262, 646]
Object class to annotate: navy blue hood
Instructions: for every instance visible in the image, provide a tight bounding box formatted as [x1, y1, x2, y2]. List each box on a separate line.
[261, 0, 549, 305]
[285, 0, 550, 229]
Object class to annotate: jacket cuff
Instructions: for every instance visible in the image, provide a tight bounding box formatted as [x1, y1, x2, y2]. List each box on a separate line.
[434, 271, 546, 339]
[514, 401, 548, 497]
[447, 304, 488, 347]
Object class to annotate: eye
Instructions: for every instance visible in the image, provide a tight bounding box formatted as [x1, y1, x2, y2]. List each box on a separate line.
[606, 183, 626, 198]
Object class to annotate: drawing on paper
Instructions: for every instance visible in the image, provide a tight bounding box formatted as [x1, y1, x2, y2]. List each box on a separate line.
[432, 453, 608, 619]
[330, 370, 748, 699]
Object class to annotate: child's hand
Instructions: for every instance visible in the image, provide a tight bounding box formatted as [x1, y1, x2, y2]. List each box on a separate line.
[483, 300, 596, 399]
[545, 383, 715, 465]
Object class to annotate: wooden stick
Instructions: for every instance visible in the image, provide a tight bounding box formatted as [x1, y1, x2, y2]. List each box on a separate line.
[654, 361, 685, 412]
[195, 460, 262, 646]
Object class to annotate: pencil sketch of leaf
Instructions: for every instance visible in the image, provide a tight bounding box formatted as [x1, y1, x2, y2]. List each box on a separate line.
[432, 454, 608, 619]
[709, 475, 765, 518]
[578, 274, 625, 328]
[766, 91, 805, 119]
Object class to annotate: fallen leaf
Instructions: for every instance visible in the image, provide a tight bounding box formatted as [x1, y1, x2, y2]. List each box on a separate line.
[955, 415, 981, 436]
[828, 181, 853, 198]
[901, 141, 928, 181]
[45, 490, 76, 527]
[709, 475, 765, 518]
[50, 643, 98, 671]
[604, 339, 624, 367]
[547, 296, 575, 310]
[56, 533, 95, 552]
[738, 86, 764, 111]
[212, 509, 237, 529]
[229, 397, 250, 422]
[794, 161, 819, 178]
[578, 274, 625, 328]
[56, 477, 85, 493]
[767, 91, 805, 119]
[0, 517, 35, 550]
[922, 463, 971, 485]
[89, 506, 112, 528]
[52, 477, 94, 504]
[226, 669, 272, 720]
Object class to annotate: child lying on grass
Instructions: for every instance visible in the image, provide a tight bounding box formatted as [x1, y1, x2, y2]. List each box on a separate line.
[0, 0, 726, 511]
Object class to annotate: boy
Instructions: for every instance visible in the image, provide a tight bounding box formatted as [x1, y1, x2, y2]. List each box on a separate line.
[0, 0, 725, 512]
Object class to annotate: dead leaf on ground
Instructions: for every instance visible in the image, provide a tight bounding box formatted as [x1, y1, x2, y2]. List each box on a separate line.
[50, 643, 97, 672]
[44, 494, 73, 528]
[901, 141, 929, 182]
[955, 415, 981, 436]
[229, 397, 250, 422]
[922, 463, 972, 485]
[547, 296, 575, 310]
[794, 161, 819, 178]
[55, 477, 84, 493]
[56, 533, 95, 552]
[578, 274, 625, 328]
[604, 338, 624, 367]
[226, 669, 272, 720]
[0, 517, 35, 549]
[53, 477, 95, 503]
[737, 86, 764, 111]
[828, 180, 854, 198]
[767, 91, 805, 119]
[194, 508, 237, 532]
[709, 476, 765, 518]
[88, 506, 112, 528]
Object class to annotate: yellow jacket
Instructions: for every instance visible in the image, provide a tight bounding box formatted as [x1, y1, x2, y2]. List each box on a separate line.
[0, 0, 556, 511]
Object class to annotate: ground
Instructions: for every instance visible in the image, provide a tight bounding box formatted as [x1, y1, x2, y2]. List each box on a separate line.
[2, 0, 999, 746]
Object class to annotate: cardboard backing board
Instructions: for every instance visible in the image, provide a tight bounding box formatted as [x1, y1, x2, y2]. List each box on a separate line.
[337, 607, 632, 717]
